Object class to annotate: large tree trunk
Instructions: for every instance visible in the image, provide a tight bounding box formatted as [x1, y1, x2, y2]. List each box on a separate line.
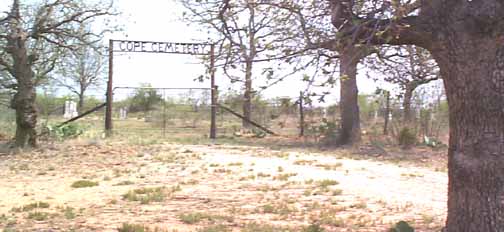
[11, 50, 38, 148]
[432, 37, 504, 232]
[9, 16, 38, 148]
[78, 91, 85, 114]
[402, 83, 415, 123]
[242, 59, 253, 128]
[337, 46, 362, 145]
[12, 83, 38, 148]
[329, 0, 504, 230]
[383, 90, 390, 135]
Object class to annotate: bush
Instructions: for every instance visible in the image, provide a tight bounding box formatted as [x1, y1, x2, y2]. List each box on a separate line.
[303, 224, 325, 232]
[71, 180, 99, 188]
[122, 187, 166, 204]
[117, 223, 149, 232]
[398, 127, 416, 148]
[27, 212, 49, 221]
[389, 221, 414, 232]
[45, 123, 85, 140]
[307, 119, 340, 145]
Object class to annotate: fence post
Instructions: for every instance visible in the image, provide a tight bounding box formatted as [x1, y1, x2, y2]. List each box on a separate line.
[210, 86, 218, 139]
[210, 44, 217, 139]
[105, 39, 114, 136]
[162, 89, 167, 137]
[299, 91, 305, 137]
[384, 90, 390, 135]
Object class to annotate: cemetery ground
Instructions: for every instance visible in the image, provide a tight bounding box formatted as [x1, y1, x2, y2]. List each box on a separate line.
[0, 135, 448, 232]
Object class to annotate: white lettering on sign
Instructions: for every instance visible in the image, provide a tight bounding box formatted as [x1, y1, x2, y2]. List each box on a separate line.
[113, 40, 210, 55]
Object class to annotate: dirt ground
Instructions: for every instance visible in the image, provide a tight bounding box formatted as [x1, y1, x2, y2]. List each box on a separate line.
[0, 138, 447, 232]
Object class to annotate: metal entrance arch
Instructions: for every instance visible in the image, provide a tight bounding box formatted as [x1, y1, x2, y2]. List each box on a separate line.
[105, 39, 217, 138]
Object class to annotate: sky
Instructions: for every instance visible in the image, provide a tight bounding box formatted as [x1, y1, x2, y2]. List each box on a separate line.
[0, 0, 420, 104]
[106, 0, 385, 104]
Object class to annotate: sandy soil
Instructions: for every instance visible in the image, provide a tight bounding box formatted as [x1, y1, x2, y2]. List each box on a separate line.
[0, 140, 447, 232]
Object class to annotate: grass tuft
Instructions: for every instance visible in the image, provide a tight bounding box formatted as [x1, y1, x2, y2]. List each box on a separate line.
[115, 180, 135, 186]
[71, 180, 99, 188]
[317, 179, 339, 188]
[197, 224, 231, 232]
[27, 212, 49, 221]
[11, 202, 50, 212]
[178, 212, 233, 225]
[123, 187, 166, 204]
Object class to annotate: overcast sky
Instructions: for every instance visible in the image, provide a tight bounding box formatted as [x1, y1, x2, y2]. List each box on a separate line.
[0, 0, 401, 103]
[105, 0, 389, 103]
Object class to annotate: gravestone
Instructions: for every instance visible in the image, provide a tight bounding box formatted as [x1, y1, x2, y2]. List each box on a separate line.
[119, 107, 128, 119]
[64, 101, 78, 119]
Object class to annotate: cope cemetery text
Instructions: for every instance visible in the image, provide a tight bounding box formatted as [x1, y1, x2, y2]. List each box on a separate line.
[114, 40, 211, 55]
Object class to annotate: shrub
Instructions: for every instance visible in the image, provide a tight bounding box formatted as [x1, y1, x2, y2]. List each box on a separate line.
[11, 202, 50, 212]
[389, 221, 414, 232]
[27, 212, 49, 221]
[317, 179, 339, 188]
[303, 224, 325, 232]
[398, 127, 416, 148]
[63, 207, 76, 219]
[71, 180, 99, 188]
[307, 119, 340, 145]
[45, 123, 85, 140]
[117, 223, 177, 232]
[197, 225, 231, 232]
[178, 212, 205, 224]
[242, 223, 291, 232]
[117, 223, 149, 232]
[122, 187, 166, 204]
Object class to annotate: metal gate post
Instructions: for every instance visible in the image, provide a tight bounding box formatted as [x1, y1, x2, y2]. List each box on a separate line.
[105, 39, 114, 136]
[299, 91, 305, 137]
[210, 44, 217, 139]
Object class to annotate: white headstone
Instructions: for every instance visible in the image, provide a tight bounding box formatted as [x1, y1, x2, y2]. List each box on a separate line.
[63, 101, 71, 119]
[119, 108, 128, 119]
[71, 102, 78, 118]
[64, 101, 79, 119]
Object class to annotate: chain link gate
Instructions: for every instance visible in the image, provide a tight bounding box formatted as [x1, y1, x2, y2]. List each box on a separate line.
[112, 87, 213, 139]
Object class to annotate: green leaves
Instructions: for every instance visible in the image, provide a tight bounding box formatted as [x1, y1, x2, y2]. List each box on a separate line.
[389, 221, 414, 232]
[45, 123, 85, 140]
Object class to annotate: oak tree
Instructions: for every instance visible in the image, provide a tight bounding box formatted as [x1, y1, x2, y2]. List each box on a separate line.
[330, 0, 504, 230]
[0, 0, 116, 147]
[54, 33, 107, 113]
[181, 0, 333, 128]
[367, 45, 439, 123]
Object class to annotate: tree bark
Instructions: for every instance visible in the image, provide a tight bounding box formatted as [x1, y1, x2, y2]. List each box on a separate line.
[11, 47, 38, 148]
[329, 0, 504, 230]
[78, 90, 85, 114]
[337, 46, 362, 145]
[402, 83, 416, 123]
[242, 59, 253, 128]
[13, 86, 37, 148]
[432, 38, 504, 232]
[242, 3, 256, 129]
[8, 7, 38, 148]
[383, 90, 390, 135]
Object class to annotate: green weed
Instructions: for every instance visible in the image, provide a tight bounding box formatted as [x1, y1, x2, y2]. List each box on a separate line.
[71, 180, 99, 188]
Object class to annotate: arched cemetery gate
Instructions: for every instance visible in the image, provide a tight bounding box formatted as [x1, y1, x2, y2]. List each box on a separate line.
[106, 39, 217, 138]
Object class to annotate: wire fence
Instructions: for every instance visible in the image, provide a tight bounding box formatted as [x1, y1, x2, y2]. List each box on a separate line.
[0, 100, 15, 138]
[110, 87, 213, 139]
[34, 89, 106, 139]
[217, 95, 331, 138]
[1, 85, 449, 144]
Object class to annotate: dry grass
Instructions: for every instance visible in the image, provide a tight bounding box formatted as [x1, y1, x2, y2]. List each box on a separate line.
[0, 139, 447, 231]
